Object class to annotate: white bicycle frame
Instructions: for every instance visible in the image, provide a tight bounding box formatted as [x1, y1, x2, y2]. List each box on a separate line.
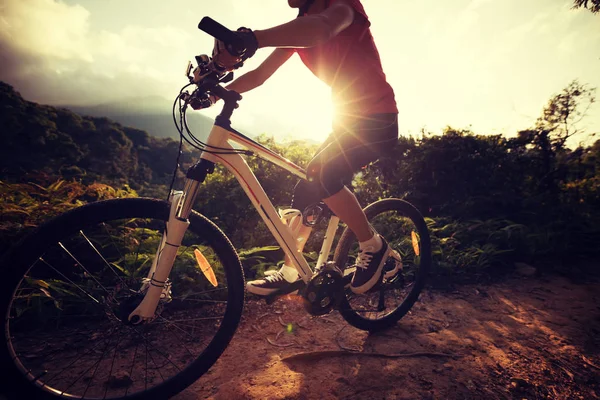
[129, 122, 341, 322]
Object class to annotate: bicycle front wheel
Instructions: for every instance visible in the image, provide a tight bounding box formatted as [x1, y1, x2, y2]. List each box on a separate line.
[333, 198, 431, 332]
[0, 198, 245, 400]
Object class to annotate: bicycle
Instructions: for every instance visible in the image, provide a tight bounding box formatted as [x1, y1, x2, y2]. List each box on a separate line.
[0, 17, 431, 400]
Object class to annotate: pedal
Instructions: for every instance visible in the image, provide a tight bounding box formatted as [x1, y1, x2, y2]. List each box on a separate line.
[265, 280, 306, 305]
[383, 252, 402, 280]
[367, 270, 386, 294]
[342, 267, 355, 288]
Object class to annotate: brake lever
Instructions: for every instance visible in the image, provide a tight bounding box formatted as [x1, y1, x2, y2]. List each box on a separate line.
[220, 72, 234, 84]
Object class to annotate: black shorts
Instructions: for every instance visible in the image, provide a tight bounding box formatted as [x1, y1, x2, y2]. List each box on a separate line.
[291, 113, 398, 212]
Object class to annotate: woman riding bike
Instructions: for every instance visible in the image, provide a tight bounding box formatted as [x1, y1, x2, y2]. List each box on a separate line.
[205, 0, 399, 296]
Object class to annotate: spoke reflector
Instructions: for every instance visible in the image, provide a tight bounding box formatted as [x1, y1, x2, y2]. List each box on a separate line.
[194, 249, 218, 287]
[411, 231, 420, 256]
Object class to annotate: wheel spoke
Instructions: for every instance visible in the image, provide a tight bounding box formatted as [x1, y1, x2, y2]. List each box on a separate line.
[129, 325, 183, 373]
[38, 258, 101, 305]
[102, 222, 124, 261]
[58, 242, 113, 299]
[102, 326, 125, 399]
[139, 328, 167, 385]
[336, 200, 431, 327]
[70, 328, 124, 397]
[131, 226, 149, 277]
[155, 316, 197, 357]
[16, 327, 115, 367]
[4, 200, 243, 399]
[79, 230, 130, 290]
[124, 339, 140, 397]
[43, 327, 119, 388]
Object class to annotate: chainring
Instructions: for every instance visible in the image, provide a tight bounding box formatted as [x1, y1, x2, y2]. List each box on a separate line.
[302, 267, 344, 316]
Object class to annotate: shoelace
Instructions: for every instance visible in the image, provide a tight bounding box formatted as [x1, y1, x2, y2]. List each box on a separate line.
[356, 250, 374, 270]
[264, 272, 285, 282]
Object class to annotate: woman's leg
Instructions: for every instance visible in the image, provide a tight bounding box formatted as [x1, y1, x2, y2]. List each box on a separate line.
[247, 114, 398, 295]
[307, 114, 398, 293]
[322, 186, 372, 241]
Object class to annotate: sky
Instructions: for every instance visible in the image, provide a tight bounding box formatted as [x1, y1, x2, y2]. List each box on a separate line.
[1, 0, 599, 145]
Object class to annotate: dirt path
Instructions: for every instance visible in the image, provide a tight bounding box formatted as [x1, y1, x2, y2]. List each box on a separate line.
[174, 274, 600, 400]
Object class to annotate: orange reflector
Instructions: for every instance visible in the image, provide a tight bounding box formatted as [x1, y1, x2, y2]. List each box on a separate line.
[411, 231, 420, 256]
[194, 249, 218, 287]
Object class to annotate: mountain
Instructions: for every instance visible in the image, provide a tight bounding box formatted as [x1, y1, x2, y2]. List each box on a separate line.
[0, 81, 317, 195]
[67, 96, 215, 142]
[0, 81, 200, 190]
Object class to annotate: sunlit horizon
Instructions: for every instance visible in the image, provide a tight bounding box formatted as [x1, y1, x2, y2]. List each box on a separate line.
[1, 0, 599, 145]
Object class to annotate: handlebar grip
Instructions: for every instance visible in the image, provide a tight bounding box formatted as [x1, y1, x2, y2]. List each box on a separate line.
[198, 17, 243, 49]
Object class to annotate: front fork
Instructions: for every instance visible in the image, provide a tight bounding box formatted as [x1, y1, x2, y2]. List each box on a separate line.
[128, 179, 201, 323]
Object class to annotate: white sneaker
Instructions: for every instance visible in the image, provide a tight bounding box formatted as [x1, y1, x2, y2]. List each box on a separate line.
[246, 271, 299, 296]
[350, 236, 391, 294]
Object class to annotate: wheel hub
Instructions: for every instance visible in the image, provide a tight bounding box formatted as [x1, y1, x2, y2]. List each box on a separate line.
[117, 294, 145, 324]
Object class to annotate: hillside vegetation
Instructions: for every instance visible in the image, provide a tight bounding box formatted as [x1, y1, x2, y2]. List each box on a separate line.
[1, 81, 599, 281]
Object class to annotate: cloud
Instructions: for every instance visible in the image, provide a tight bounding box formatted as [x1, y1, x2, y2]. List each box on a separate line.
[0, 0, 92, 61]
[0, 0, 192, 105]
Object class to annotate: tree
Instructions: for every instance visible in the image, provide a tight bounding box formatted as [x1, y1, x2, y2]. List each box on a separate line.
[572, 0, 600, 13]
[536, 80, 596, 151]
[514, 81, 597, 197]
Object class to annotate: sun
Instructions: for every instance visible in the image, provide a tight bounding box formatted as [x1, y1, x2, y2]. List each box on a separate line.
[202, 55, 334, 144]
[263, 57, 334, 143]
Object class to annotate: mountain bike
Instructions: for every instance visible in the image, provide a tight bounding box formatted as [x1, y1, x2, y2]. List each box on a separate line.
[0, 18, 431, 400]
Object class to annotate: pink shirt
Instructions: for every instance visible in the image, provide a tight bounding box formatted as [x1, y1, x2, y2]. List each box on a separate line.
[296, 0, 398, 121]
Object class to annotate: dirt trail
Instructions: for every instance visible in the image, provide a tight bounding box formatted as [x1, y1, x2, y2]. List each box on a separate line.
[174, 274, 600, 400]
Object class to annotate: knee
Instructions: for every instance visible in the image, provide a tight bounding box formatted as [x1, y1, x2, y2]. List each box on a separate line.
[306, 158, 346, 199]
[291, 179, 321, 213]
[305, 158, 322, 185]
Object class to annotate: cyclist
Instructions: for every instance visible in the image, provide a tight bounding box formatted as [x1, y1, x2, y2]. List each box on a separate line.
[208, 0, 398, 295]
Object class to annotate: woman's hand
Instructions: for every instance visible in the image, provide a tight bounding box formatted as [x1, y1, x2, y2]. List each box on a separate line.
[212, 39, 243, 71]
[212, 27, 258, 71]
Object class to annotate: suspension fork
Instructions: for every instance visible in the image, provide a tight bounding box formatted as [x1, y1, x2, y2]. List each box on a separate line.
[128, 178, 202, 323]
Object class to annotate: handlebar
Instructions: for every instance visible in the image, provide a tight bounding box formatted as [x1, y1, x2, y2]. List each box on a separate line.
[180, 17, 254, 123]
[198, 17, 246, 56]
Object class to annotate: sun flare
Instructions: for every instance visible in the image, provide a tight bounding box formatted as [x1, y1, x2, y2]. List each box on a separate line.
[258, 56, 334, 143]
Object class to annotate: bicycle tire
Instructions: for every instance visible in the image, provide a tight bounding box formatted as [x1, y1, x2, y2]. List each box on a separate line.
[333, 198, 431, 332]
[0, 198, 245, 400]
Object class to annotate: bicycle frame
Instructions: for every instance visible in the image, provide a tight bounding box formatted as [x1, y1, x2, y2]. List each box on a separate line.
[129, 120, 341, 322]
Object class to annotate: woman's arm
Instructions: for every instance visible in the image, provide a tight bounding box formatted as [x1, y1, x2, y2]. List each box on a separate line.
[253, 2, 355, 48]
[224, 48, 294, 94]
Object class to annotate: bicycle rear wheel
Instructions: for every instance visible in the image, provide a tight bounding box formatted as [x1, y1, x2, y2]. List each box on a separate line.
[333, 198, 431, 332]
[0, 198, 244, 400]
